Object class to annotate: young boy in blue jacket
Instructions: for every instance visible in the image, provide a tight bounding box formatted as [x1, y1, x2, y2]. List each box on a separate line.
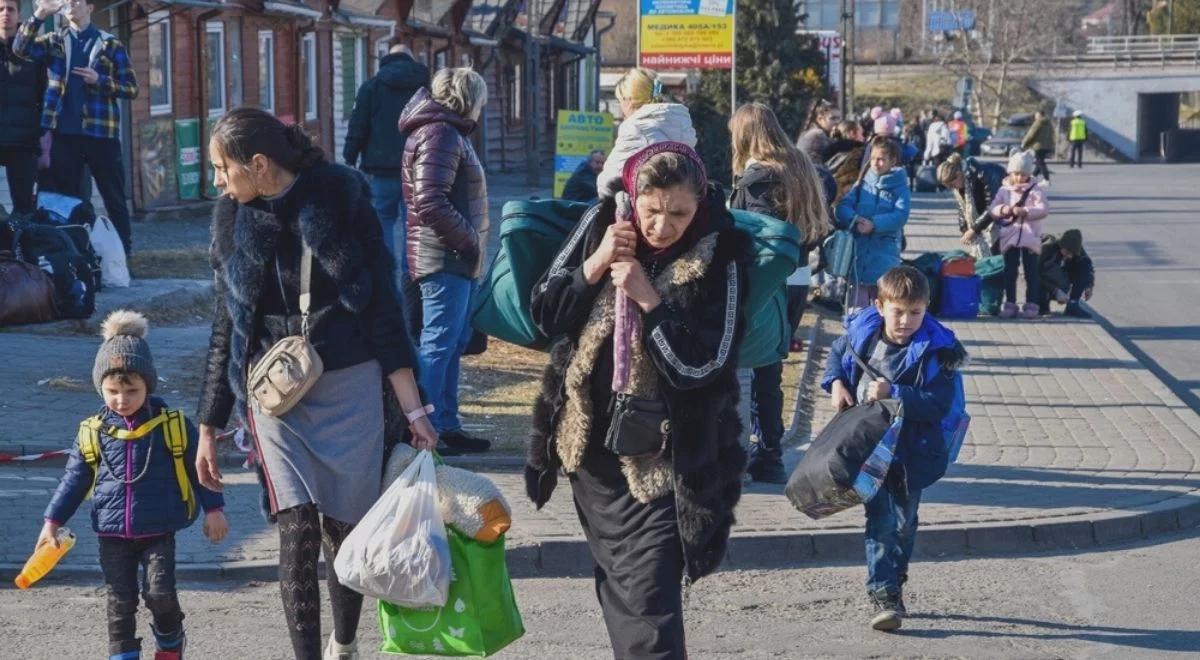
[36, 311, 227, 660]
[822, 266, 968, 632]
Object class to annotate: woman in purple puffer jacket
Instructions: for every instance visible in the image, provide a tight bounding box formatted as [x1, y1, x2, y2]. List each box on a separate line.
[399, 68, 493, 454]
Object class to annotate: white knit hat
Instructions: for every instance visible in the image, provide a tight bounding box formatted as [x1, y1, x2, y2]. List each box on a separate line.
[1007, 150, 1035, 175]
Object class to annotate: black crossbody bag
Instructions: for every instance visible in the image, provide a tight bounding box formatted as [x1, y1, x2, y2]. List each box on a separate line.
[604, 393, 672, 457]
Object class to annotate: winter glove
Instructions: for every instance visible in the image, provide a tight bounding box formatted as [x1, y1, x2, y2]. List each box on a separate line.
[524, 464, 557, 510]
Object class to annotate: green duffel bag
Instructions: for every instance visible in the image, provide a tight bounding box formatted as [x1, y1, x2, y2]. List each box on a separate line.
[470, 199, 591, 349]
[469, 202, 802, 369]
[976, 254, 1005, 316]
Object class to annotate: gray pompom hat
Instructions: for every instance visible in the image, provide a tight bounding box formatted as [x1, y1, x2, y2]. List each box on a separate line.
[93, 310, 157, 394]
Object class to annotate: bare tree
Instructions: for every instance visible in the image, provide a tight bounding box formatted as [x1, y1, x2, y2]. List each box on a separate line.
[935, 0, 1078, 131]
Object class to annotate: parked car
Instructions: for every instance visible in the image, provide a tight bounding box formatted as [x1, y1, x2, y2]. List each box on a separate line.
[981, 112, 1034, 157]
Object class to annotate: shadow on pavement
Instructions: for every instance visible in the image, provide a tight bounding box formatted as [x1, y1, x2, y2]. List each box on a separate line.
[899, 613, 1200, 652]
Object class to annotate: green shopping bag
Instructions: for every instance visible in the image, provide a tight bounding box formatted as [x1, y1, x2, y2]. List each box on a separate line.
[379, 529, 524, 656]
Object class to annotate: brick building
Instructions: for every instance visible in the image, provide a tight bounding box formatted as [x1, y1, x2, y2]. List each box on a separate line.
[1, 0, 601, 212]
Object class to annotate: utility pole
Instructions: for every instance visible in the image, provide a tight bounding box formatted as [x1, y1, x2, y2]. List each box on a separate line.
[845, 0, 855, 114]
[839, 0, 849, 114]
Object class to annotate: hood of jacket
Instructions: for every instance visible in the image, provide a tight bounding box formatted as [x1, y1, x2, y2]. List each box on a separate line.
[843, 306, 966, 377]
[376, 53, 429, 91]
[863, 166, 908, 191]
[734, 161, 780, 189]
[627, 102, 694, 134]
[398, 87, 475, 136]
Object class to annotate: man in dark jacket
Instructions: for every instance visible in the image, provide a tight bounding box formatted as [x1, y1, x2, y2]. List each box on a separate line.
[0, 0, 44, 214]
[560, 149, 605, 202]
[344, 42, 430, 272]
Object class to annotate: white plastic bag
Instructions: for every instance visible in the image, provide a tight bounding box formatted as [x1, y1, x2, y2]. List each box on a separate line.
[89, 216, 130, 287]
[334, 450, 450, 608]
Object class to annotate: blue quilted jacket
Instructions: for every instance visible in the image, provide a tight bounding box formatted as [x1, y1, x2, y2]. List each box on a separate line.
[44, 398, 223, 537]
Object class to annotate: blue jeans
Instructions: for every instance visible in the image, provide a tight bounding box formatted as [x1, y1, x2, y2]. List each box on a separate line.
[864, 485, 922, 595]
[369, 175, 408, 278]
[417, 272, 473, 433]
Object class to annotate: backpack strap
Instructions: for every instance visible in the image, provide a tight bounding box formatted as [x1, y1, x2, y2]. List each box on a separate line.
[76, 417, 103, 500]
[161, 410, 195, 519]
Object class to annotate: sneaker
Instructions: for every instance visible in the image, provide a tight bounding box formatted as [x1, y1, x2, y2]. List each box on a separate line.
[1020, 302, 1041, 319]
[324, 637, 359, 660]
[999, 302, 1018, 319]
[440, 429, 492, 453]
[1053, 288, 1069, 304]
[1064, 302, 1091, 318]
[869, 590, 904, 632]
[152, 625, 185, 660]
[746, 452, 788, 484]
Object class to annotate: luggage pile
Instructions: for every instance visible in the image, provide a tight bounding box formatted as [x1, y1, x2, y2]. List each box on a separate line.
[0, 193, 129, 328]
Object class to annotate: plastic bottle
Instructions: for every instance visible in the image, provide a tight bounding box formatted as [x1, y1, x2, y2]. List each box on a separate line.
[14, 528, 76, 589]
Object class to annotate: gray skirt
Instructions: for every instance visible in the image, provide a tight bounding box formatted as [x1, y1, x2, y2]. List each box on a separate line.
[250, 359, 384, 524]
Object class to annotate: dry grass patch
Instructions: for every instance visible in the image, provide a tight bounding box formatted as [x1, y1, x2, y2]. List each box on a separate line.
[129, 247, 211, 280]
[459, 340, 549, 455]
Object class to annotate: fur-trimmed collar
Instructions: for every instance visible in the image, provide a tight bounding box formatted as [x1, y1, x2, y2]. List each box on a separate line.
[210, 161, 378, 315]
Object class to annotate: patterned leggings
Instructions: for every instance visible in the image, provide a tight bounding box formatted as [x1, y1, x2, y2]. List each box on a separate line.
[277, 504, 362, 659]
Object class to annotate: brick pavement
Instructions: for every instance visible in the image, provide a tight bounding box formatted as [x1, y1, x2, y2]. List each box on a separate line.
[3, 193, 1199, 581]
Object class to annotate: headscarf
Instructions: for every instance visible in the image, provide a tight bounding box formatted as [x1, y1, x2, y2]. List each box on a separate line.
[619, 141, 712, 261]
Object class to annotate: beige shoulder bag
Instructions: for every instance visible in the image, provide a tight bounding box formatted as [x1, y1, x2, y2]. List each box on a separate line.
[248, 244, 324, 416]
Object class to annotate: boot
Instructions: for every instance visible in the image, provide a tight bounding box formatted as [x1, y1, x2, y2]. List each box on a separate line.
[746, 447, 787, 484]
[152, 624, 185, 660]
[440, 428, 492, 453]
[1019, 302, 1041, 319]
[999, 302, 1018, 319]
[324, 637, 359, 660]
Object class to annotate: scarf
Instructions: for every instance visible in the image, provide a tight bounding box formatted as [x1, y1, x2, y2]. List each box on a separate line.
[619, 141, 713, 261]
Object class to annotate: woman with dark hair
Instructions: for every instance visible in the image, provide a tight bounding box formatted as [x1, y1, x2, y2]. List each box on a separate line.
[194, 107, 436, 660]
[525, 142, 748, 657]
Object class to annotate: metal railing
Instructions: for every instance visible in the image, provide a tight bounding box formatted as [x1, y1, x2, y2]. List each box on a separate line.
[1087, 34, 1200, 55]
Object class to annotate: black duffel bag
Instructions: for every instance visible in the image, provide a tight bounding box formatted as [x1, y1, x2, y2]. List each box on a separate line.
[785, 399, 903, 520]
[14, 222, 98, 319]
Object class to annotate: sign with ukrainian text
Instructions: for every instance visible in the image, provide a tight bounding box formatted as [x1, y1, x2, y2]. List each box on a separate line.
[639, 0, 734, 70]
[554, 110, 614, 198]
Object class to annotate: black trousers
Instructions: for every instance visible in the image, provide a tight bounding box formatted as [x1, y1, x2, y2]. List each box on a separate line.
[43, 133, 132, 254]
[0, 147, 38, 214]
[752, 361, 785, 455]
[571, 448, 687, 660]
[1033, 148, 1052, 181]
[1004, 247, 1040, 306]
[97, 534, 184, 656]
[1068, 141, 1085, 168]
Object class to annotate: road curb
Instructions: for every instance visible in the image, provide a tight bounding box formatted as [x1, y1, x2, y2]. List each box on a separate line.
[10, 493, 1198, 583]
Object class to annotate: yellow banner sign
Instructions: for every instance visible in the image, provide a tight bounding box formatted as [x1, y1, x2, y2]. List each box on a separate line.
[639, 0, 733, 70]
[554, 110, 614, 199]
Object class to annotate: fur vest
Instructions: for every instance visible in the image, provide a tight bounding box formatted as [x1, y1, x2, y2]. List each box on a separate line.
[528, 204, 749, 582]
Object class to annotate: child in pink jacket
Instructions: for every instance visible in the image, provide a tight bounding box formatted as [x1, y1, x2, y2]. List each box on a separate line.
[991, 151, 1048, 319]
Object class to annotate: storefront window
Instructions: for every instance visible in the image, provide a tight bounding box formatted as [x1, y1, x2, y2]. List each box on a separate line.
[148, 11, 171, 115]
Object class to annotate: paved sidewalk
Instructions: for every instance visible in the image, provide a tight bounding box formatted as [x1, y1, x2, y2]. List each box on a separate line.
[3, 194, 1199, 582]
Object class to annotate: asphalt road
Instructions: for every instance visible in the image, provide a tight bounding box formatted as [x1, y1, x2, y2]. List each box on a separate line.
[2, 528, 1198, 658]
[1041, 162, 1200, 414]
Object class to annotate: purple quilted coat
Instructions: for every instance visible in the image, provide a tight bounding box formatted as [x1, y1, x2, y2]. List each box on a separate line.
[399, 88, 489, 280]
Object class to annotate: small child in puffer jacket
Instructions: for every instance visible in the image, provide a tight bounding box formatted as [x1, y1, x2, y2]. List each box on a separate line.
[37, 311, 226, 660]
[990, 150, 1049, 319]
[834, 138, 912, 312]
[597, 68, 697, 198]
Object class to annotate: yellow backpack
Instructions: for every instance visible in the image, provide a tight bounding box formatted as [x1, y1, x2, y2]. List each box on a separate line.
[76, 410, 195, 519]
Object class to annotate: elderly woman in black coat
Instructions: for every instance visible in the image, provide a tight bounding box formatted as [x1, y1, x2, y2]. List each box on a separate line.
[193, 108, 436, 660]
[525, 141, 748, 658]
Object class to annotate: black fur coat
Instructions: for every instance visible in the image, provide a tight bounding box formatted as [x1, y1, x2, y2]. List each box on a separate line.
[196, 162, 414, 429]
